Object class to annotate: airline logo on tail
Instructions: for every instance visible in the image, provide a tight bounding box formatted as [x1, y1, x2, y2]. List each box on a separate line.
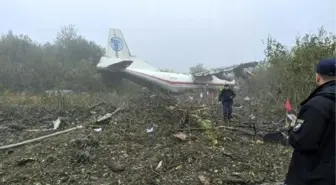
[110, 37, 124, 51]
[106, 29, 131, 58]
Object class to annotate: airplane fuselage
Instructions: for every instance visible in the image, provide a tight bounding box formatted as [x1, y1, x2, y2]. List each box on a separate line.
[99, 66, 231, 93]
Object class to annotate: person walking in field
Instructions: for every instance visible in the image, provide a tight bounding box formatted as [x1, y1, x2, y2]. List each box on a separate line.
[218, 84, 236, 121]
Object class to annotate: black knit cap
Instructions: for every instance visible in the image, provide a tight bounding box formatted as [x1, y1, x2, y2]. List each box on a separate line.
[316, 58, 336, 76]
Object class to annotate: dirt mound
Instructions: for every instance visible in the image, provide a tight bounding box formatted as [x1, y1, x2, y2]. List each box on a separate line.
[0, 94, 291, 185]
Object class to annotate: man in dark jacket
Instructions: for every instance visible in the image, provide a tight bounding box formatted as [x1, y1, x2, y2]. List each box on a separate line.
[218, 84, 236, 120]
[285, 58, 335, 185]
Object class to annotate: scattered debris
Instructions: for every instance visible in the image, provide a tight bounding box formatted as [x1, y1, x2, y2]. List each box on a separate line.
[97, 113, 112, 123]
[52, 117, 62, 130]
[198, 174, 210, 185]
[0, 93, 291, 185]
[93, 127, 103, 132]
[172, 132, 187, 141]
[106, 160, 125, 173]
[146, 127, 154, 133]
[96, 107, 122, 123]
[155, 160, 163, 170]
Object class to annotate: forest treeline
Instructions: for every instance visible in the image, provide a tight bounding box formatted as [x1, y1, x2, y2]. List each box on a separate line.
[0, 25, 106, 92]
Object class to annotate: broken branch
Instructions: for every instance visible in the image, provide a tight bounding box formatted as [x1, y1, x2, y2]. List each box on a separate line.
[0, 107, 122, 150]
[0, 126, 83, 150]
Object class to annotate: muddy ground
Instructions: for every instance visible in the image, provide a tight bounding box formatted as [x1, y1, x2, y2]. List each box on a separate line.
[0, 93, 291, 185]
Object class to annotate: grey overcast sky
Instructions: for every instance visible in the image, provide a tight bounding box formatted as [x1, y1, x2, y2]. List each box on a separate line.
[1, 0, 335, 72]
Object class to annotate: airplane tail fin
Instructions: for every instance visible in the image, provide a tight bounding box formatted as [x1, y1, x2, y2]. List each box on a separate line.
[106, 28, 132, 58]
[98, 28, 159, 72]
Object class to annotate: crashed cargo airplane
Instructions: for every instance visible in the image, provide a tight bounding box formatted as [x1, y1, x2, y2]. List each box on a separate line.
[96, 28, 257, 93]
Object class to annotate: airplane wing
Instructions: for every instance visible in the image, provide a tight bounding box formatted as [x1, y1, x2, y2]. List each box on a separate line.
[192, 72, 214, 82]
[192, 68, 236, 81]
[232, 62, 258, 79]
[192, 62, 259, 81]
